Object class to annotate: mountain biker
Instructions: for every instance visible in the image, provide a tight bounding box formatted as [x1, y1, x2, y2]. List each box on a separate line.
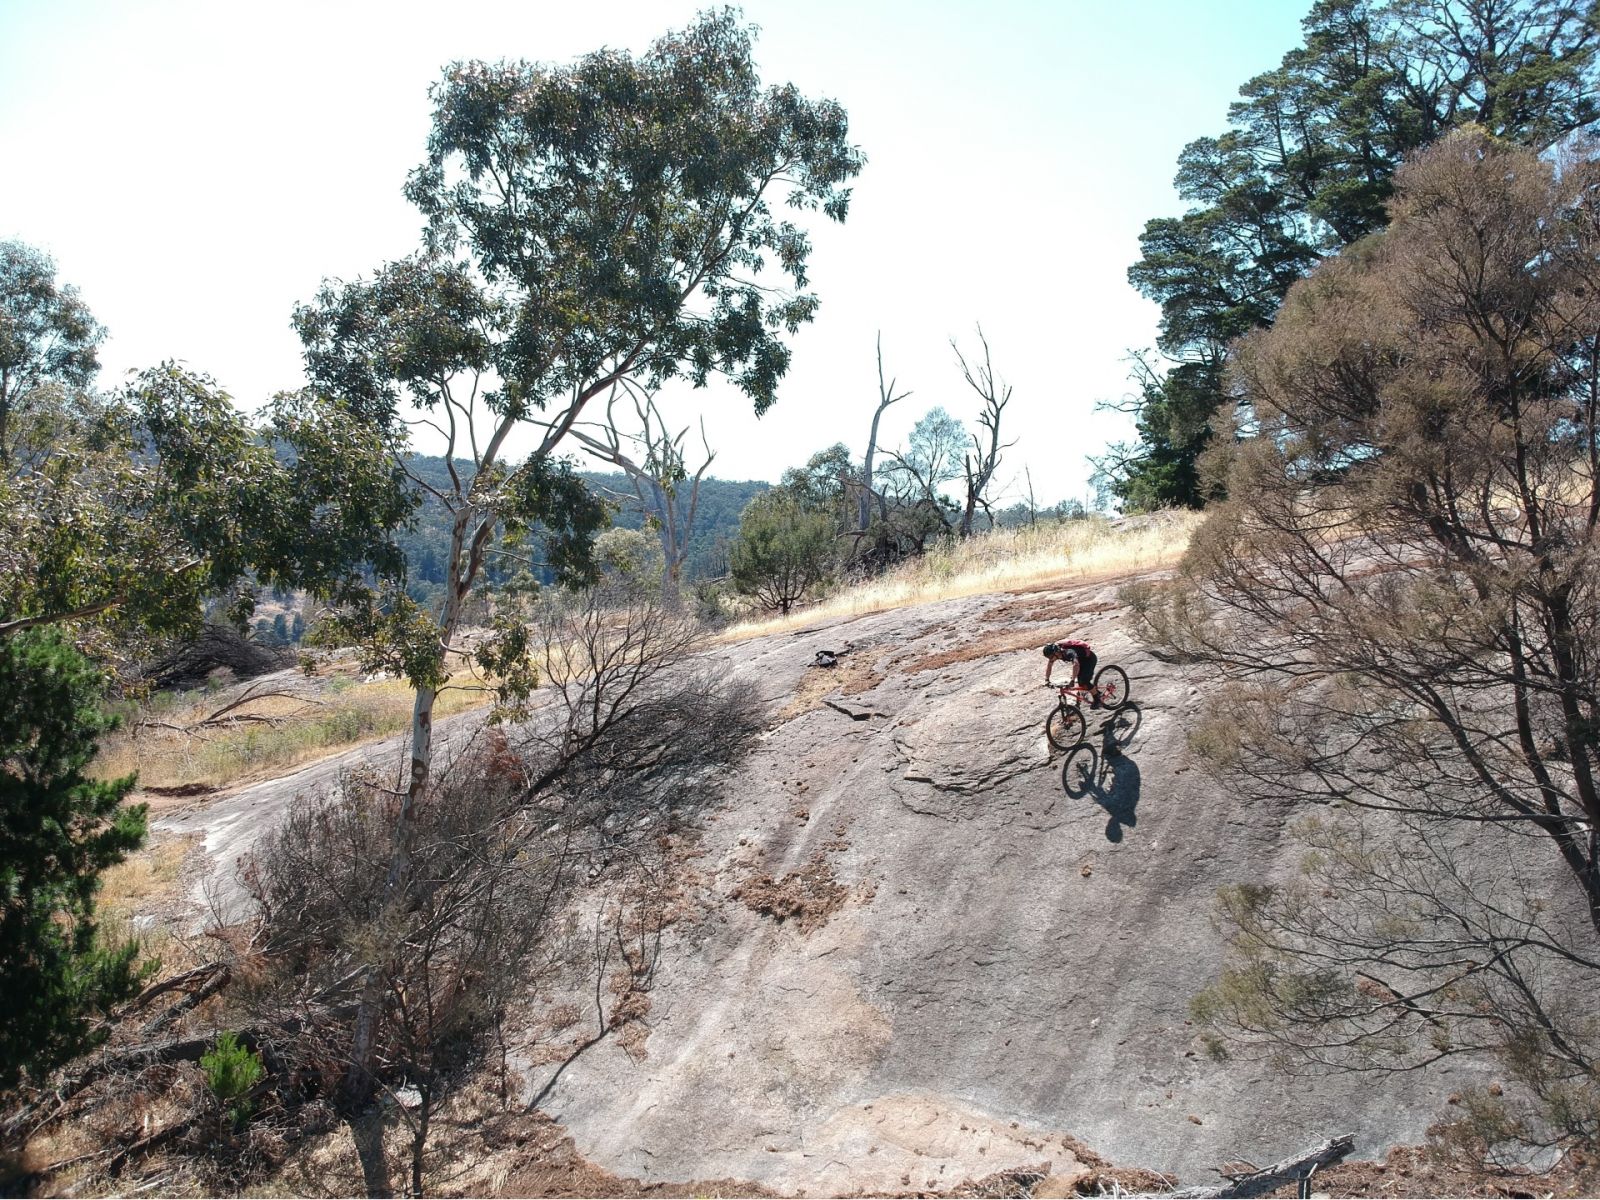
[1044, 640, 1098, 701]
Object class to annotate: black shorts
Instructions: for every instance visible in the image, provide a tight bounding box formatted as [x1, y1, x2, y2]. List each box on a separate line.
[1076, 650, 1096, 688]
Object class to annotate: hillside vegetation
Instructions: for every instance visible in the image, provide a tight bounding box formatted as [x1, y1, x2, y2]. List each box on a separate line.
[7, 3, 1600, 1198]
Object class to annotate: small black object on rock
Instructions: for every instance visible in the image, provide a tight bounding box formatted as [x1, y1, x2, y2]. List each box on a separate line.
[813, 650, 839, 669]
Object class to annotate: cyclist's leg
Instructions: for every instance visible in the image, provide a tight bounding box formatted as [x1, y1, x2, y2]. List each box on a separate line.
[1079, 651, 1097, 702]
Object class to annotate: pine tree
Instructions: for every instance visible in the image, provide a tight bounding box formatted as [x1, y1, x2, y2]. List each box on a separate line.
[0, 630, 148, 1089]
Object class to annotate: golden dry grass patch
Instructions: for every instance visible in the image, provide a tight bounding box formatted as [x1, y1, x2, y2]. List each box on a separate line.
[99, 671, 492, 794]
[97, 836, 189, 920]
[722, 511, 1200, 642]
[95, 834, 204, 971]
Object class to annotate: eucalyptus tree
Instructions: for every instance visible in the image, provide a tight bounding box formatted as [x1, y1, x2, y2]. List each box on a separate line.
[0, 241, 103, 469]
[1115, 0, 1600, 509]
[291, 10, 861, 1104]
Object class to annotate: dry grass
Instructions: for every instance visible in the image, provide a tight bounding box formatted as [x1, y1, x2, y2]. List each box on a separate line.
[722, 511, 1201, 641]
[731, 854, 850, 934]
[95, 835, 197, 967]
[98, 672, 490, 792]
[97, 837, 188, 921]
[901, 627, 1062, 676]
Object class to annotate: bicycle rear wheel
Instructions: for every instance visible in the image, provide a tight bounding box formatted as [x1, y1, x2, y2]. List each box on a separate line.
[1046, 703, 1085, 750]
[1094, 664, 1131, 709]
[1062, 742, 1097, 798]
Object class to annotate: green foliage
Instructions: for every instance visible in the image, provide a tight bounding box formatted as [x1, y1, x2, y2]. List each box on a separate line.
[286, 7, 859, 710]
[0, 629, 150, 1090]
[0, 357, 413, 656]
[200, 1031, 265, 1128]
[730, 488, 837, 614]
[593, 470, 766, 581]
[593, 527, 666, 591]
[0, 240, 104, 468]
[1113, 0, 1600, 507]
[497, 455, 609, 592]
[256, 387, 416, 604]
[783, 443, 858, 524]
[4, 366, 260, 646]
[403, 11, 863, 417]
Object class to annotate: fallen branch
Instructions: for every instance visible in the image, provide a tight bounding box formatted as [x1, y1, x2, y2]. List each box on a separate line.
[138, 682, 320, 737]
[121, 961, 229, 1015]
[1171, 1134, 1356, 1199]
[140, 965, 233, 1037]
[104, 1114, 200, 1179]
[43, 1006, 354, 1108]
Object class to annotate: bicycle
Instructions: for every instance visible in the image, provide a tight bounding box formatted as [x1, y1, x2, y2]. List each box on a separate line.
[1044, 664, 1131, 751]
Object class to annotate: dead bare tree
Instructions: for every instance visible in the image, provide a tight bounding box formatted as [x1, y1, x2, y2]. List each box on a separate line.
[569, 382, 716, 601]
[951, 326, 1015, 538]
[858, 333, 910, 536]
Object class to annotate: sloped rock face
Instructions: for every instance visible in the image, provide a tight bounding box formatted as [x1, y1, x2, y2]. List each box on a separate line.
[524, 576, 1486, 1195]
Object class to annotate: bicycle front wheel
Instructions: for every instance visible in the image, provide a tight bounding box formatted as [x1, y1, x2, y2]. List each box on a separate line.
[1062, 742, 1097, 798]
[1094, 664, 1131, 709]
[1046, 703, 1086, 751]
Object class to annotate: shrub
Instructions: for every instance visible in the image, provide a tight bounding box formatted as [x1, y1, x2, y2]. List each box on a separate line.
[201, 1031, 265, 1128]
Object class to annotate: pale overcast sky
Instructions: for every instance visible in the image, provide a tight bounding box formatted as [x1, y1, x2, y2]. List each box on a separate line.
[0, 0, 1308, 509]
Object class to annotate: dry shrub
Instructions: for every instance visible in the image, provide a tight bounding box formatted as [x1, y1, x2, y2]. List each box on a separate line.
[733, 855, 849, 934]
[223, 591, 765, 1194]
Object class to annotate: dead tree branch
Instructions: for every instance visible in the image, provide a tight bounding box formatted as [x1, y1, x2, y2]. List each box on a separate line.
[859, 332, 911, 535]
[952, 325, 1016, 538]
[1170, 1133, 1356, 1198]
[569, 381, 716, 598]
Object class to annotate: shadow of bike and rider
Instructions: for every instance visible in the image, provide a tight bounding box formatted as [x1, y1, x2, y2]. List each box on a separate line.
[1059, 702, 1143, 843]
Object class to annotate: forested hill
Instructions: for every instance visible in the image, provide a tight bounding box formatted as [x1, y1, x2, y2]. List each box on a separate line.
[393, 452, 769, 591]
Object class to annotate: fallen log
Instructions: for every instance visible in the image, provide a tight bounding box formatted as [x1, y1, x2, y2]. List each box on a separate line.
[122, 961, 230, 1015]
[141, 965, 233, 1037]
[1171, 1134, 1357, 1199]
